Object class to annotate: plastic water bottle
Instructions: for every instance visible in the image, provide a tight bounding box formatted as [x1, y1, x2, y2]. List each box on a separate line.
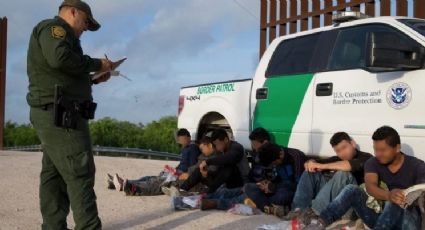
[291, 219, 305, 230]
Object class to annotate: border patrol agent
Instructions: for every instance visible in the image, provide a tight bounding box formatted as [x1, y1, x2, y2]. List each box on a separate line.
[27, 0, 112, 229]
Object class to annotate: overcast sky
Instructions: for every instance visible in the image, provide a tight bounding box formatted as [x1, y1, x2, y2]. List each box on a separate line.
[1, 0, 260, 124]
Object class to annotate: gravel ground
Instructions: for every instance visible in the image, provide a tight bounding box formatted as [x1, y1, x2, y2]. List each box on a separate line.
[0, 151, 289, 230]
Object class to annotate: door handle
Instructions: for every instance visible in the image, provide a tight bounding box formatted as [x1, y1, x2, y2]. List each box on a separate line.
[316, 83, 333, 96]
[256, 88, 268, 100]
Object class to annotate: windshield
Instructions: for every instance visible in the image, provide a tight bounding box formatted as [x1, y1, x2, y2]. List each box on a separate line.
[398, 19, 425, 37]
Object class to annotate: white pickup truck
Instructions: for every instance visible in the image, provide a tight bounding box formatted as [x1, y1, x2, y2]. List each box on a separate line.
[178, 15, 425, 160]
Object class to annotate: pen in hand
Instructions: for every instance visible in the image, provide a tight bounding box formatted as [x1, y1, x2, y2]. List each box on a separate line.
[102, 54, 130, 81]
[104, 54, 112, 71]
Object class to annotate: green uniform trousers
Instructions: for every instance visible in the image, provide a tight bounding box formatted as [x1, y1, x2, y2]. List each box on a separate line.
[30, 107, 101, 230]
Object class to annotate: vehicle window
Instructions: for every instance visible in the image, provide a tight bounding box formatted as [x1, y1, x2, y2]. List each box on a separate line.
[328, 24, 421, 71]
[266, 33, 321, 77]
[398, 19, 425, 37]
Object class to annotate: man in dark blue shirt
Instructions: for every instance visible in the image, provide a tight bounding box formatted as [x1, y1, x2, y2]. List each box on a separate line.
[244, 143, 296, 213]
[176, 128, 201, 174]
[107, 128, 201, 196]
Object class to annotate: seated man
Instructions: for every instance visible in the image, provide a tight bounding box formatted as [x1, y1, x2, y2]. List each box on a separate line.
[244, 143, 297, 214]
[107, 128, 201, 196]
[196, 128, 274, 211]
[284, 132, 372, 220]
[175, 128, 202, 174]
[250, 127, 271, 155]
[249, 127, 307, 184]
[305, 126, 425, 229]
[167, 135, 225, 196]
[197, 128, 306, 213]
[179, 129, 250, 193]
[249, 127, 272, 182]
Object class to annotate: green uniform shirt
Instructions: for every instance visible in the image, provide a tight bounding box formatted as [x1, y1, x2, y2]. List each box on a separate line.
[27, 16, 102, 107]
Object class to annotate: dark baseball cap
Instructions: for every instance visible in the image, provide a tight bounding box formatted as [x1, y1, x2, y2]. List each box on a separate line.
[59, 0, 100, 31]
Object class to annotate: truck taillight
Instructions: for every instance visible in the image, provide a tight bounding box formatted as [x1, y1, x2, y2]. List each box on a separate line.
[178, 95, 185, 116]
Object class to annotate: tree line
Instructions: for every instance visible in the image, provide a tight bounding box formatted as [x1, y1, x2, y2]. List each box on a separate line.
[3, 116, 181, 154]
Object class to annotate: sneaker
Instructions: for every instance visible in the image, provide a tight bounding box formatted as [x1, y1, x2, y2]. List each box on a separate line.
[354, 218, 367, 230]
[169, 186, 181, 197]
[113, 173, 124, 192]
[172, 196, 194, 211]
[264, 204, 289, 218]
[302, 219, 326, 230]
[200, 199, 218, 211]
[282, 208, 301, 221]
[299, 208, 319, 226]
[106, 174, 115, 190]
[161, 186, 172, 196]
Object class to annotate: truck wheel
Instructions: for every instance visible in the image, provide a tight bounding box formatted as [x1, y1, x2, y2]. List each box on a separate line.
[197, 112, 233, 141]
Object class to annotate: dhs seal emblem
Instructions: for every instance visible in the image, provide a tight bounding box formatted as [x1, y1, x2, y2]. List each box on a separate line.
[386, 82, 412, 110]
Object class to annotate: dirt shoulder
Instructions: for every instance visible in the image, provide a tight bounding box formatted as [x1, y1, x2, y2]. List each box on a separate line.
[0, 151, 283, 230]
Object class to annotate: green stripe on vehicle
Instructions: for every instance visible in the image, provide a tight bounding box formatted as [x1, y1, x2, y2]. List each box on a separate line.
[252, 73, 314, 147]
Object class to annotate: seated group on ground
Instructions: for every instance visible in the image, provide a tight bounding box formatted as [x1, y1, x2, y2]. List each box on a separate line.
[107, 126, 425, 229]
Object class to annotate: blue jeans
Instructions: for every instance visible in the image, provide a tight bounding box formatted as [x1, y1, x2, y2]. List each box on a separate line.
[127, 176, 158, 184]
[127, 171, 167, 184]
[205, 187, 246, 210]
[244, 183, 294, 211]
[292, 171, 356, 214]
[320, 184, 421, 230]
[125, 175, 166, 196]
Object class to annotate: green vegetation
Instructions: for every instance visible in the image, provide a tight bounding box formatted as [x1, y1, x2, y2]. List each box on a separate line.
[3, 116, 180, 154]
[3, 121, 40, 147]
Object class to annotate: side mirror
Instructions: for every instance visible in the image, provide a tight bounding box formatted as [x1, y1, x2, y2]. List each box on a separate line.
[365, 32, 425, 71]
